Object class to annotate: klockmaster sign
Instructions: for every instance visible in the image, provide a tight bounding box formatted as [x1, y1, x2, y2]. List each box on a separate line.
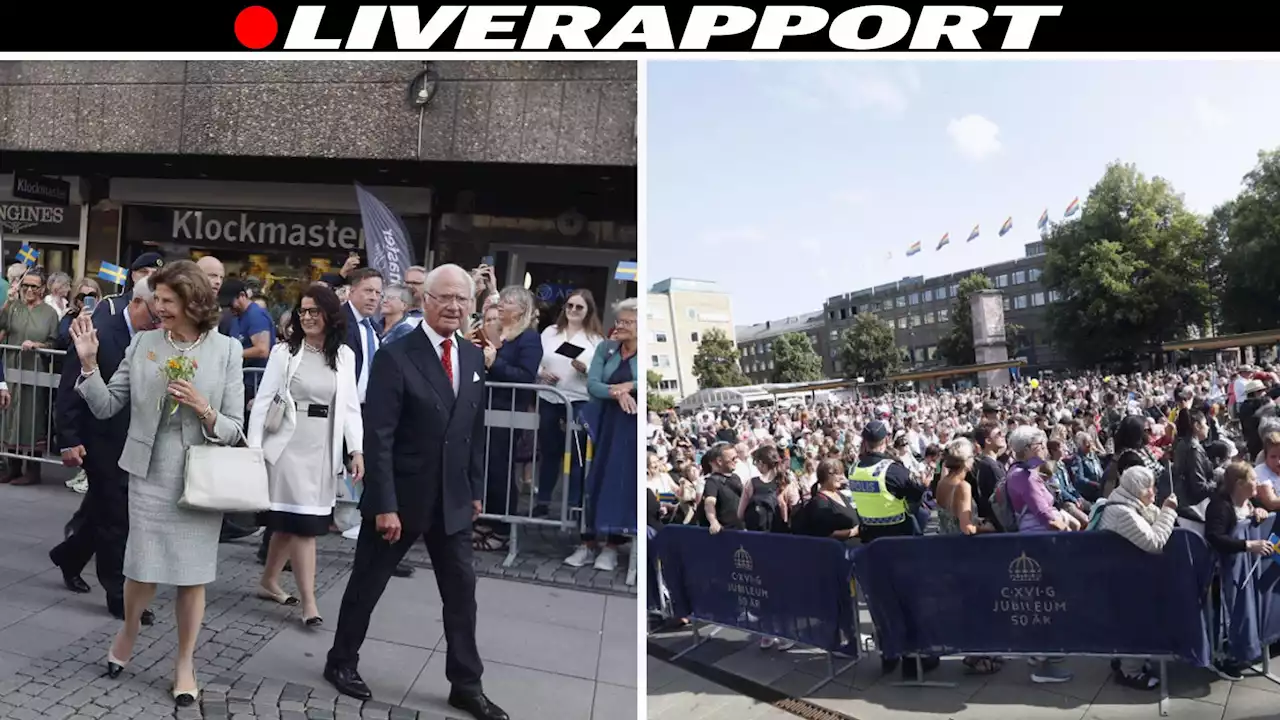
[123, 205, 428, 254]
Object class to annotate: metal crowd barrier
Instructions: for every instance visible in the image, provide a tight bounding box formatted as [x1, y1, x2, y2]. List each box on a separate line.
[0, 345, 69, 468]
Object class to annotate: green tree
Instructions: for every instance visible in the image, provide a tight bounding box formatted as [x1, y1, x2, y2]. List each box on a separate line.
[771, 332, 824, 383]
[692, 328, 749, 389]
[1217, 150, 1280, 333]
[936, 273, 1024, 366]
[838, 314, 901, 382]
[646, 370, 674, 413]
[1042, 162, 1211, 367]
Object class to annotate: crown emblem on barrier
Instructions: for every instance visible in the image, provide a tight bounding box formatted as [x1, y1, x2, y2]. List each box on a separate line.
[1008, 552, 1041, 583]
[733, 546, 754, 572]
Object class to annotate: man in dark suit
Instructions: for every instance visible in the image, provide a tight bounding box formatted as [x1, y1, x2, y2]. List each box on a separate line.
[325, 264, 507, 720]
[49, 277, 159, 624]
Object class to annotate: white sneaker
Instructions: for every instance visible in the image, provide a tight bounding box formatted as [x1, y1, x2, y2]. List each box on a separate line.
[775, 639, 796, 651]
[594, 546, 619, 572]
[564, 546, 595, 568]
[759, 636, 776, 649]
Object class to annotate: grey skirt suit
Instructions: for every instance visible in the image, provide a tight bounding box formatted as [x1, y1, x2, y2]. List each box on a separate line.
[77, 329, 245, 586]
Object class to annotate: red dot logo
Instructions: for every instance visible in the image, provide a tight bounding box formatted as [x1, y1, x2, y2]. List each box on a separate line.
[235, 6, 278, 49]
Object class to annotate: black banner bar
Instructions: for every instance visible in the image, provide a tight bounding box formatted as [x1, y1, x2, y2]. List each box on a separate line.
[0, 4, 1270, 53]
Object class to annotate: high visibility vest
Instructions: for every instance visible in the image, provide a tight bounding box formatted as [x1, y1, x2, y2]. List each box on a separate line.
[847, 459, 908, 526]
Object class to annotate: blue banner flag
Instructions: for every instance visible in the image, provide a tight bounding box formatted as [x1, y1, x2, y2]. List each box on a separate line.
[615, 261, 637, 281]
[97, 261, 127, 286]
[655, 526, 859, 655]
[354, 183, 416, 286]
[854, 530, 1214, 665]
[16, 245, 38, 266]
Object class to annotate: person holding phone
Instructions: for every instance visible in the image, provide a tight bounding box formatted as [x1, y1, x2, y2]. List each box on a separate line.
[54, 277, 103, 352]
[533, 289, 604, 521]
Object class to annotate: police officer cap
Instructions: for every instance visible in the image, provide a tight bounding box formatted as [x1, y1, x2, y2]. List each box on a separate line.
[861, 420, 889, 442]
[130, 252, 164, 272]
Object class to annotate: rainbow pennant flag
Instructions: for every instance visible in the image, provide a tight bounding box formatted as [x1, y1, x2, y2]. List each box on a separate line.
[1064, 197, 1080, 217]
[1037, 209, 1049, 230]
[966, 225, 980, 242]
[999, 217, 1013, 236]
[906, 241, 922, 256]
[936, 232, 950, 250]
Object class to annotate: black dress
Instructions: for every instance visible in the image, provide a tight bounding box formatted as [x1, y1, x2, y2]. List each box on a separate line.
[743, 477, 779, 532]
[801, 491, 858, 546]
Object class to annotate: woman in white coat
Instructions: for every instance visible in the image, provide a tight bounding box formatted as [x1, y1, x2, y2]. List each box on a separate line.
[248, 284, 363, 627]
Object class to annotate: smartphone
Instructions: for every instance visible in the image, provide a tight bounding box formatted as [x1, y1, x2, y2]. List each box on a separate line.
[82, 297, 97, 312]
[482, 255, 495, 267]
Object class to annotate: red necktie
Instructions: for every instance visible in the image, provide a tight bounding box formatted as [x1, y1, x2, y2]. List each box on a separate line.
[440, 336, 454, 387]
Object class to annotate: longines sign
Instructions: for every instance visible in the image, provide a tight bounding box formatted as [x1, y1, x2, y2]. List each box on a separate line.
[0, 202, 80, 239]
[123, 205, 428, 253]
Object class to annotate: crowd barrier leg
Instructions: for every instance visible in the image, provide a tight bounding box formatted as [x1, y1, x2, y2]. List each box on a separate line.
[670, 620, 722, 661]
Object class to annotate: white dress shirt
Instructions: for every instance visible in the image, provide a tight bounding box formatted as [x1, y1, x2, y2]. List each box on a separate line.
[349, 302, 380, 403]
[421, 322, 460, 396]
[538, 326, 600, 404]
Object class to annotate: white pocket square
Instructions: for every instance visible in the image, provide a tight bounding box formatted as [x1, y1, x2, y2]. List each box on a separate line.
[473, 371, 481, 382]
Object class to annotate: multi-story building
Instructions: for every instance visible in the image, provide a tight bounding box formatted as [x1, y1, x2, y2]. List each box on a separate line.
[648, 278, 736, 399]
[821, 242, 1063, 376]
[734, 312, 827, 385]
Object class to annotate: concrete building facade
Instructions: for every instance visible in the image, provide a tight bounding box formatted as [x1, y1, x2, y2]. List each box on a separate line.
[648, 278, 735, 399]
[0, 60, 637, 327]
[735, 312, 827, 385]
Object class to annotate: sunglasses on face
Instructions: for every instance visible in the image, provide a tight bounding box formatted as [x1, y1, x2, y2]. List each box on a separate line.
[21, 284, 42, 291]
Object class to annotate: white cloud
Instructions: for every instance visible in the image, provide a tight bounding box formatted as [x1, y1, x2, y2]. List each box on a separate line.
[765, 64, 922, 116]
[947, 114, 1002, 161]
[1193, 97, 1229, 129]
[700, 225, 765, 247]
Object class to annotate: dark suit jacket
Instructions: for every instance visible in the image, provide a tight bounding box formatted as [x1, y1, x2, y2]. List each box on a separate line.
[360, 328, 486, 536]
[56, 300, 133, 462]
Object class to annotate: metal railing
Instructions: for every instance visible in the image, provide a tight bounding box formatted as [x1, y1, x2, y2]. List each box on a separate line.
[0, 345, 69, 467]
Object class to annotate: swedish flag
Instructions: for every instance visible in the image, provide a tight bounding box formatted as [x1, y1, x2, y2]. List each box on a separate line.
[16, 245, 38, 266]
[98, 261, 127, 286]
[615, 261, 637, 282]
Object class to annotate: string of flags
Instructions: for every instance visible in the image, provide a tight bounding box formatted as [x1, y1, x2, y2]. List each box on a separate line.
[97, 261, 128, 286]
[903, 196, 1082, 257]
[614, 260, 637, 282]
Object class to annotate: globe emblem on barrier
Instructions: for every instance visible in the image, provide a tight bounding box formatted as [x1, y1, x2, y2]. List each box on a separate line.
[733, 546, 754, 572]
[1008, 552, 1042, 583]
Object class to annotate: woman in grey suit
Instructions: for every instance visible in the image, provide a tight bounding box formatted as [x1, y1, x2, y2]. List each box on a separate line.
[69, 260, 244, 708]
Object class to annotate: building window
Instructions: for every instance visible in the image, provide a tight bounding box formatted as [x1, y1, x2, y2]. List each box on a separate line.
[690, 332, 699, 342]
[882, 299, 894, 311]
[1003, 297, 1011, 311]
[923, 289, 933, 303]
[1012, 271, 1026, 285]
[949, 284, 959, 298]
[659, 380, 678, 391]
[768, 361, 775, 370]
[829, 310, 838, 320]
[909, 315, 920, 328]
[927, 345, 938, 360]
[994, 274, 1009, 288]
[924, 312, 935, 324]
[909, 293, 920, 305]
[1029, 268, 1041, 282]
[914, 348, 925, 362]
[1048, 290, 1062, 302]
[686, 308, 698, 320]
[896, 317, 908, 329]
[654, 332, 668, 343]
[1014, 295, 1028, 310]
[1031, 292, 1045, 307]
[896, 296, 906, 308]
[755, 343, 763, 355]
[938, 308, 949, 323]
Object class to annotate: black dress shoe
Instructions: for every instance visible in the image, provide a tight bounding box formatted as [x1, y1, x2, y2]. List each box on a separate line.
[392, 563, 415, 578]
[448, 691, 510, 720]
[324, 664, 372, 701]
[60, 570, 91, 594]
[107, 602, 156, 626]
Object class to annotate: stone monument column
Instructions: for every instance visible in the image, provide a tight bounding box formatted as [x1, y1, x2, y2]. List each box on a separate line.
[970, 289, 1010, 389]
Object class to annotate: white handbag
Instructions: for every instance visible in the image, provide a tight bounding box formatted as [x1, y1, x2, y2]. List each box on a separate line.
[179, 428, 271, 513]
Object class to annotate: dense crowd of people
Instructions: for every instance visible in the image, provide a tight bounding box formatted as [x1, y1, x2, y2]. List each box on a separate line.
[647, 363, 1280, 691]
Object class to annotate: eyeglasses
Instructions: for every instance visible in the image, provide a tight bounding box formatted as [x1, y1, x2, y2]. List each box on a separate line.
[615, 319, 636, 328]
[565, 303, 588, 311]
[297, 308, 323, 318]
[427, 292, 470, 307]
[20, 284, 42, 290]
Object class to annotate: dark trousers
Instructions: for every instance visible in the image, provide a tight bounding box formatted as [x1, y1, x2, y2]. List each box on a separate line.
[534, 401, 586, 510]
[327, 515, 484, 694]
[50, 462, 128, 603]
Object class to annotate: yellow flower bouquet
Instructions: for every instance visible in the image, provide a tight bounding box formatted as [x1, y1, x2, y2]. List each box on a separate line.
[159, 355, 199, 415]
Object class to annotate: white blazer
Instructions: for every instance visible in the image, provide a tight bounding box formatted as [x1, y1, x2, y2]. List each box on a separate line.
[247, 342, 363, 474]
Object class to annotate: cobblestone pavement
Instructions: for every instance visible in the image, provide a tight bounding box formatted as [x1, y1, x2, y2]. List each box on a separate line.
[0, 478, 635, 719]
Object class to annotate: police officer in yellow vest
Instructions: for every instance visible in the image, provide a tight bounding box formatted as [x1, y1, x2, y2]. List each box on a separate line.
[848, 420, 927, 543]
[849, 420, 937, 679]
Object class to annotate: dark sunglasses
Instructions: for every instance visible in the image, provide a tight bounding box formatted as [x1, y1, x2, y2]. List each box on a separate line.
[20, 283, 42, 290]
[564, 302, 588, 311]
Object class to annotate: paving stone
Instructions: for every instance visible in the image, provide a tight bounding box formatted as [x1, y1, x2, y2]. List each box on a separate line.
[306, 709, 335, 720]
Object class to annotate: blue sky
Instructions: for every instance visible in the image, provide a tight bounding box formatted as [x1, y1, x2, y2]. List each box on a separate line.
[647, 61, 1280, 325]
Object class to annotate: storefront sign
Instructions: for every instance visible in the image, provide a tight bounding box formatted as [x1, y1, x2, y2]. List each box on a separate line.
[123, 205, 428, 253]
[12, 172, 71, 206]
[0, 201, 80, 238]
